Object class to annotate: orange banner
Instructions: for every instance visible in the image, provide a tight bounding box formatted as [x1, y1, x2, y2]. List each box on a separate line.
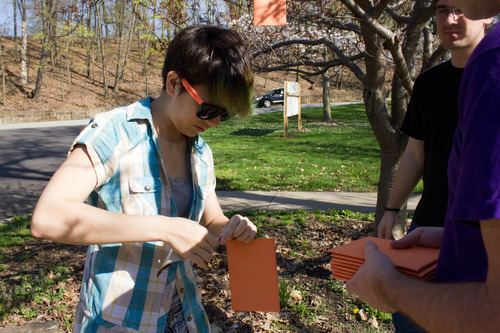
[254, 0, 287, 26]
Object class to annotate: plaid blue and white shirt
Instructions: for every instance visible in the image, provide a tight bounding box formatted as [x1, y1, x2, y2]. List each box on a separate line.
[71, 98, 215, 332]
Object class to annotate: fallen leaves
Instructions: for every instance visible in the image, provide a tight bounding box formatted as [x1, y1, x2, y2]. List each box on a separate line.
[1, 212, 392, 332]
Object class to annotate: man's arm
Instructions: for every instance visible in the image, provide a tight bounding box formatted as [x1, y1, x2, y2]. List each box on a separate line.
[31, 145, 219, 268]
[347, 219, 500, 332]
[378, 138, 425, 239]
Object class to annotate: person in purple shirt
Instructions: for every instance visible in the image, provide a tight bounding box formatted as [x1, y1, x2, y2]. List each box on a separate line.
[345, 0, 500, 331]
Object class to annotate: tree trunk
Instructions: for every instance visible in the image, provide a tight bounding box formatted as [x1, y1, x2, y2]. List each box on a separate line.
[59, 47, 64, 102]
[50, 41, 56, 71]
[113, 0, 126, 92]
[66, 37, 71, 91]
[32, 39, 49, 101]
[151, 0, 156, 36]
[322, 71, 332, 122]
[13, 0, 18, 60]
[358, 22, 408, 232]
[1, 39, 6, 106]
[363, 87, 407, 231]
[141, 3, 148, 95]
[97, 2, 108, 98]
[144, 38, 148, 96]
[33, 0, 58, 102]
[336, 72, 343, 90]
[91, 34, 95, 84]
[117, 9, 136, 87]
[19, 0, 28, 87]
[85, 2, 91, 78]
[102, 4, 109, 39]
[91, 6, 96, 84]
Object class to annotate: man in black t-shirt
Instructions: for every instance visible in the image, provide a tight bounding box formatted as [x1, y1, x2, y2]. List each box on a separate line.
[378, 0, 490, 237]
[377, 0, 493, 332]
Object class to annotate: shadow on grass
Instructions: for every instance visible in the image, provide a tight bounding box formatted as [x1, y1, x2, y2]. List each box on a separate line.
[230, 128, 277, 136]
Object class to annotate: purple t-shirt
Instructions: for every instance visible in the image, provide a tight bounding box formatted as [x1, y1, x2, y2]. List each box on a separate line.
[435, 24, 500, 283]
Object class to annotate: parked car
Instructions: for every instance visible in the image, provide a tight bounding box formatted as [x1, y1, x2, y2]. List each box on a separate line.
[255, 88, 284, 108]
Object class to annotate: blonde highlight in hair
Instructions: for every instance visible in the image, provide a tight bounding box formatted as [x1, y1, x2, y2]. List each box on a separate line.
[162, 25, 254, 118]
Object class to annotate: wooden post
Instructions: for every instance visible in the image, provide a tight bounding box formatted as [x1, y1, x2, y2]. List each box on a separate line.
[298, 84, 302, 131]
[284, 82, 288, 138]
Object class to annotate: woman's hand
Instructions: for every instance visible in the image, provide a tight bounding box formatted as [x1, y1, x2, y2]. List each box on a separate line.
[219, 214, 257, 244]
[165, 217, 219, 269]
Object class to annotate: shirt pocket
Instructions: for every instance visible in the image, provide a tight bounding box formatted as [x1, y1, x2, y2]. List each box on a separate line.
[125, 177, 162, 215]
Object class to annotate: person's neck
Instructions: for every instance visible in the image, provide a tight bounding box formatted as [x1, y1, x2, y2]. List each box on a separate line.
[151, 93, 184, 144]
[450, 51, 471, 68]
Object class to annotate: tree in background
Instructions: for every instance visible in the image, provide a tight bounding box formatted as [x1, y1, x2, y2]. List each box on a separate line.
[3, 0, 453, 233]
[113, 0, 136, 92]
[32, 0, 58, 101]
[17, 0, 28, 88]
[1, 37, 6, 106]
[96, 0, 108, 98]
[232, 0, 448, 230]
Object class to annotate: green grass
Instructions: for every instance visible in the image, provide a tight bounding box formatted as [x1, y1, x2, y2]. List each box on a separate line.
[0, 215, 75, 324]
[1, 211, 391, 330]
[203, 104, 382, 192]
[224, 208, 376, 233]
[0, 215, 34, 249]
[203, 104, 424, 193]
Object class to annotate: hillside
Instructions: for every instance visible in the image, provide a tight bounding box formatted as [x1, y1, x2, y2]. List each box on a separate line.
[0, 37, 363, 124]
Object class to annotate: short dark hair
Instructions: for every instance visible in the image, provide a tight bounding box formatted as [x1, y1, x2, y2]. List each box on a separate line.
[162, 25, 254, 118]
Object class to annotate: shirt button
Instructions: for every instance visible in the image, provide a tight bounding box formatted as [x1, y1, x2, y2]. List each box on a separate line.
[91, 123, 98, 128]
[187, 315, 192, 321]
[179, 288, 185, 294]
[145, 185, 151, 191]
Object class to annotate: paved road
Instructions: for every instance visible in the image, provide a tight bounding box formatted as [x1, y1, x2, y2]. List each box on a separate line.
[1, 101, 415, 221]
[0, 121, 87, 221]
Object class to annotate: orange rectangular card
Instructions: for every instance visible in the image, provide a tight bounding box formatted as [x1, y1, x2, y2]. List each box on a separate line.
[226, 238, 280, 312]
[254, 0, 287, 26]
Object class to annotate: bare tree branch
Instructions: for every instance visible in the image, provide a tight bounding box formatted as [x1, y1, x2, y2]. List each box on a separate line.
[294, 14, 362, 34]
[386, 7, 411, 24]
[422, 44, 448, 71]
[256, 52, 364, 76]
[340, 0, 413, 93]
[252, 36, 366, 81]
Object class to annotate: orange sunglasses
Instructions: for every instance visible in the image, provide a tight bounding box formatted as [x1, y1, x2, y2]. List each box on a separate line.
[181, 78, 230, 121]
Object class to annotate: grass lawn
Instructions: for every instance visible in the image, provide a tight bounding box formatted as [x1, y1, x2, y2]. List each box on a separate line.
[204, 104, 423, 193]
[0, 213, 394, 332]
[1, 103, 419, 331]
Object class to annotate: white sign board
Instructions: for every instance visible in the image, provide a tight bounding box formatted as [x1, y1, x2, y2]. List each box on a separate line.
[284, 82, 300, 117]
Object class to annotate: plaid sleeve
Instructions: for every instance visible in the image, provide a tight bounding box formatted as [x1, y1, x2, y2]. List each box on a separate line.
[70, 109, 128, 188]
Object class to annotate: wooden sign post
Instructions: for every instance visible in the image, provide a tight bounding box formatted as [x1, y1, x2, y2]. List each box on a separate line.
[284, 81, 301, 138]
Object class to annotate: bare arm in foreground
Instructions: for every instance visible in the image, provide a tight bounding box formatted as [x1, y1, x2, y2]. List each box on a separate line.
[347, 223, 500, 332]
[31, 145, 256, 268]
[378, 138, 424, 239]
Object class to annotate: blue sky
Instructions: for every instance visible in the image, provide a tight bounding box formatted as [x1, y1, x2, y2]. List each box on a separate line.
[0, 0, 14, 36]
[0, 0, 236, 37]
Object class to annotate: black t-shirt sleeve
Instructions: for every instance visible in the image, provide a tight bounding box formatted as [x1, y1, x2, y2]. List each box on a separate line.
[401, 76, 425, 140]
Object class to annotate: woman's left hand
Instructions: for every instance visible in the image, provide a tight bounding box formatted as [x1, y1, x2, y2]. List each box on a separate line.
[219, 214, 257, 244]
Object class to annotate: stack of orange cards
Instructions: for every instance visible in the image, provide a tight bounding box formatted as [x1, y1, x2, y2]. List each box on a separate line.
[329, 237, 439, 282]
[226, 238, 280, 312]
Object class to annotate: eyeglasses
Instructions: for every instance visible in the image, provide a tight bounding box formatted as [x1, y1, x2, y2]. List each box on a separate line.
[180, 78, 230, 121]
[436, 7, 464, 20]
